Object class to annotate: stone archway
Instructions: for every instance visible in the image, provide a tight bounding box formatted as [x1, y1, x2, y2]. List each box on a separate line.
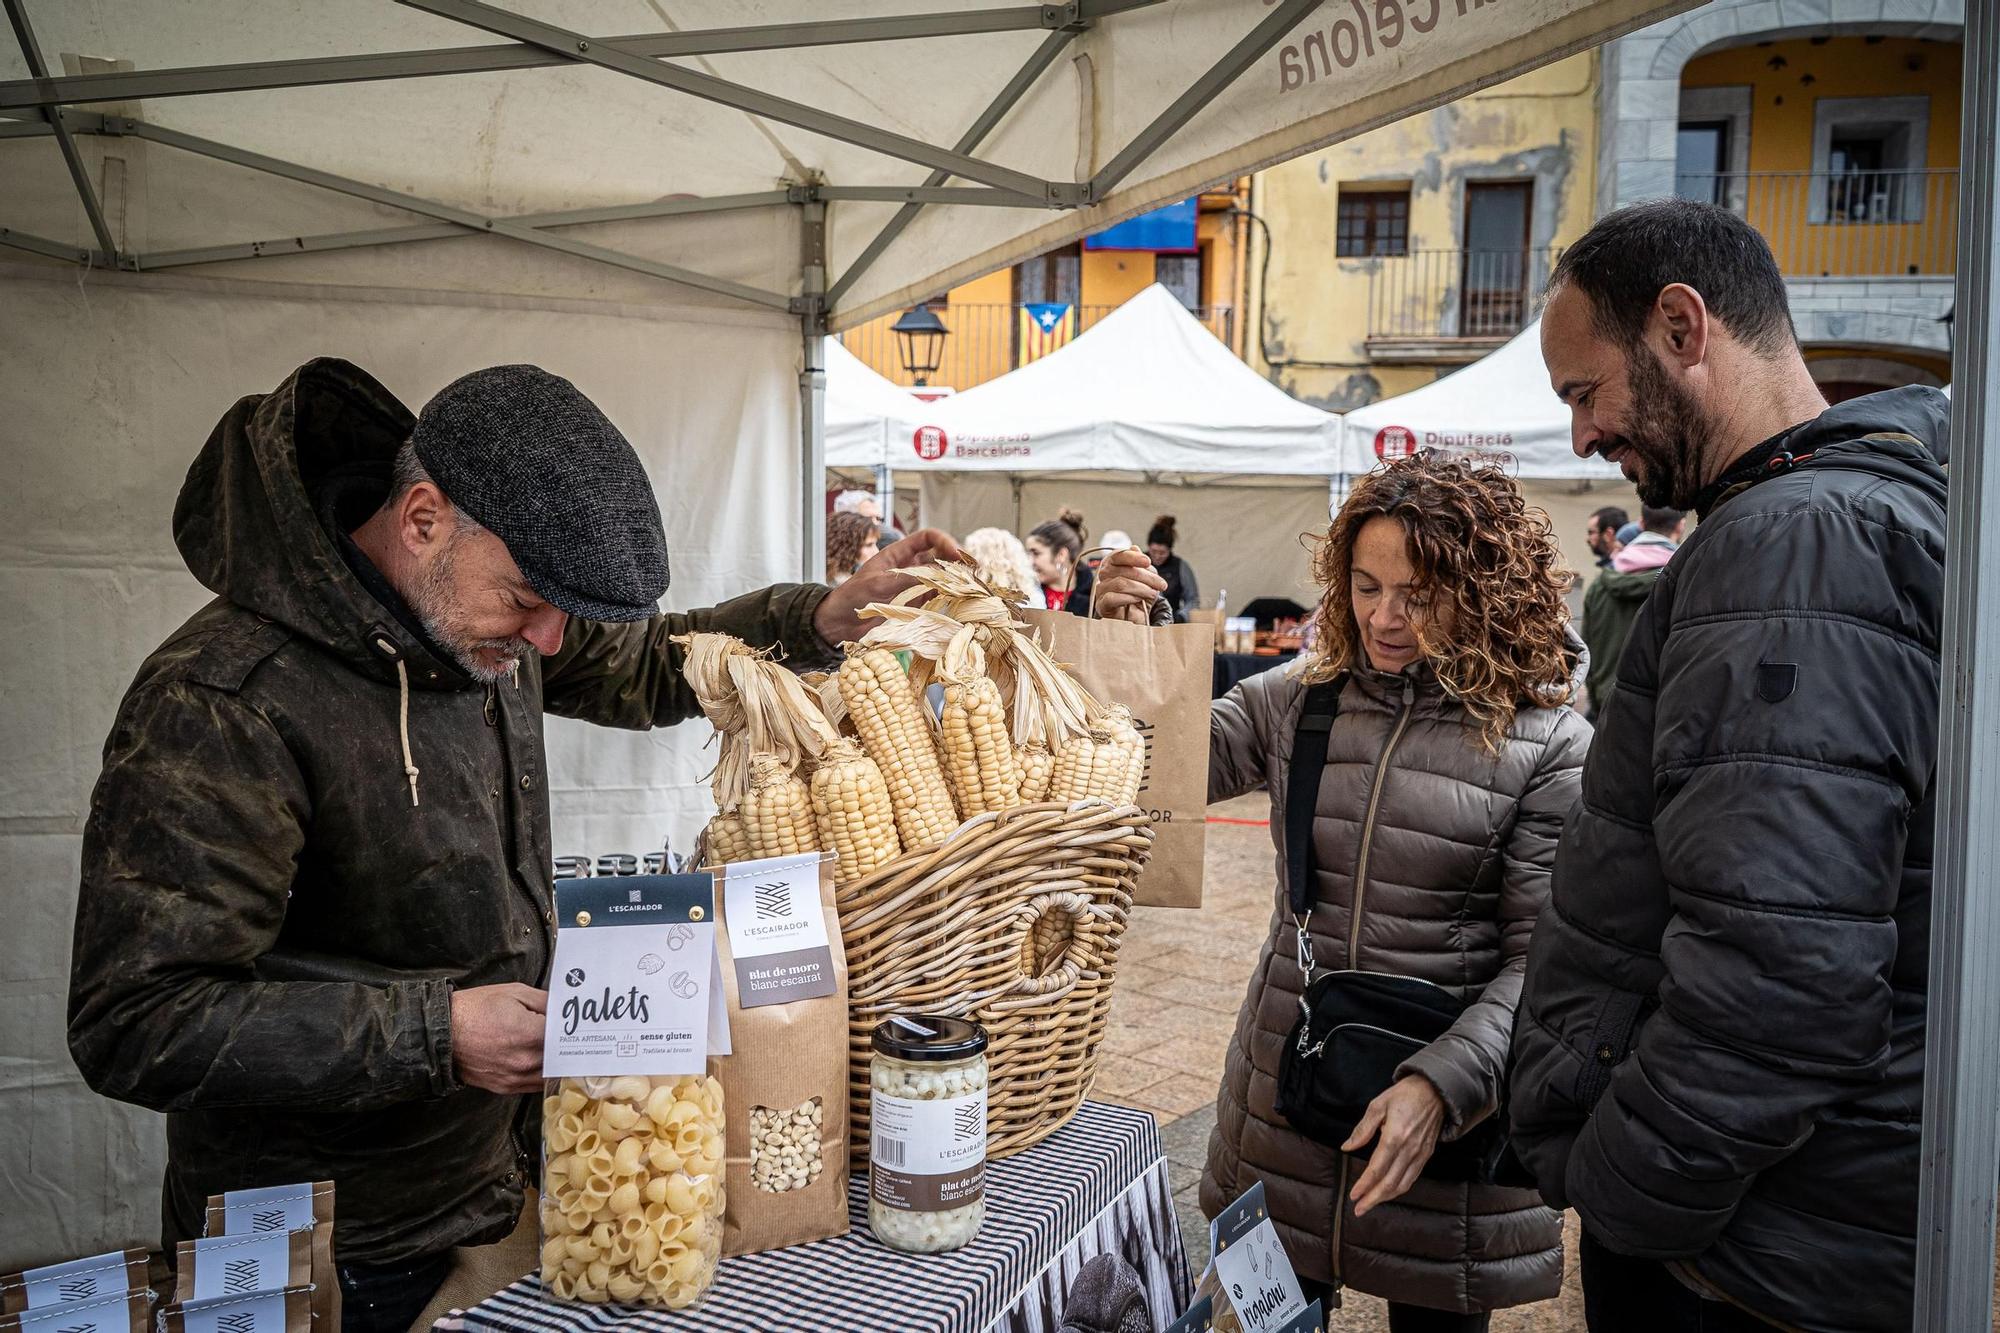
[1598, 0, 1965, 212]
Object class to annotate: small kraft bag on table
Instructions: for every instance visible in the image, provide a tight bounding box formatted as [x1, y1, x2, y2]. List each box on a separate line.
[1272, 677, 1507, 1183]
[1016, 605, 1214, 908]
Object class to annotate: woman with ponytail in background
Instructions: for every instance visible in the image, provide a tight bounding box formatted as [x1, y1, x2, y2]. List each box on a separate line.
[1146, 516, 1198, 622]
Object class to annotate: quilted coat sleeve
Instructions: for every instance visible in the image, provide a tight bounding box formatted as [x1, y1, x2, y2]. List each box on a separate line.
[540, 582, 837, 729]
[1208, 668, 1288, 803]
[1564, 502, 1941, 1257]
[69, 680, 457, 1113]
[1400, 711, 1590, 1135]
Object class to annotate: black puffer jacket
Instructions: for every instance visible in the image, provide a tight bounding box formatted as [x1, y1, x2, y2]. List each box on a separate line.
[1509, 388, 1950, 1332]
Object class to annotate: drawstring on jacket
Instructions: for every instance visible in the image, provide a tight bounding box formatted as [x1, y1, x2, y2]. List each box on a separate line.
[395, 659, 421, 807]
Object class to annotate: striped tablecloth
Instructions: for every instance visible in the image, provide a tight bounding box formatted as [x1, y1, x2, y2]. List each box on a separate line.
[442, 1101, 1192, 1333]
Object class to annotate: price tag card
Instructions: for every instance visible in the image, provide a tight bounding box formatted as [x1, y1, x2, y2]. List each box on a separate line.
[216, 1183, 317, 1236]
[718, 854, 836, 1008]
[544, 874, 716, 1078]
[1210, 1181, 1306, 1333]
[1163, 1293, 1216, 1333]
[181, 1233, 297, 1301]
[14, 1252, 136, 1309]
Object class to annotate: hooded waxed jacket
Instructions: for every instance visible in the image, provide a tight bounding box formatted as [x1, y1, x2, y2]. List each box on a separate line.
[68, 358, 837, 1266]
[1198, 641, 1591, 1313]
[1509, 388, 1950, 1333]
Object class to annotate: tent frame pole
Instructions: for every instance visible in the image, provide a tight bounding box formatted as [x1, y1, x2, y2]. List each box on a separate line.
[2, 0, 122, 265]
[0, 4, 1162, 113]
[1912, 0, 2000, 1324]
[800, 200, 829, 585]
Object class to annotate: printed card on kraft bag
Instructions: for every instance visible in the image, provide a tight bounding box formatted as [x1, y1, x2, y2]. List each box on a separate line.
[200, 1182, 337, 1333]
[711, 853, 852, 1257]
[0, 1251, 151, 1314]
[545, 873, 721, 1077]
[0, 1289, 151, 1333]
[173, 1233, 313, 1304]
[160, 1288, 311, 1333]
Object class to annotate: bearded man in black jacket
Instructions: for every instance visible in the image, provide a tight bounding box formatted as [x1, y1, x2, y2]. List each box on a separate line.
[1508, 199, 1948, 1333]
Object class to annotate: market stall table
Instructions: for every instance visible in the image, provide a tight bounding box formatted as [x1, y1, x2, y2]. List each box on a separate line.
[438, 1102, 1190, 1333]
[1213, 651, 1298, 698]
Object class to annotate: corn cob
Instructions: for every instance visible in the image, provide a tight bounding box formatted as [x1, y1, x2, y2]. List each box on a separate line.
[1015, 741, 1054, 804]
[809, 738, 902, 881]
[1103, 706, 1147, 804]
[939, 628, 1020, 817]
[837, 647, 959, 850]
[1047, 709, 1145, 806]
[702, 812, 754, 866]
[743, 755, 818, 859]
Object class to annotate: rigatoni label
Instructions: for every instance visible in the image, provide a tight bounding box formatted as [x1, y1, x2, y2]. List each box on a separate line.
[717, 855, 836, 1008]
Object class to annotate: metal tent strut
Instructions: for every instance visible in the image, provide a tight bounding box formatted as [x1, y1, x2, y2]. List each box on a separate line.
[2, 0, 122, 266]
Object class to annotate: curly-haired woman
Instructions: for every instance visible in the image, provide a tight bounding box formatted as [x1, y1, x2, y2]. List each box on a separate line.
[1110, 455, 1591, 1328]
[824, 510, 880, 586]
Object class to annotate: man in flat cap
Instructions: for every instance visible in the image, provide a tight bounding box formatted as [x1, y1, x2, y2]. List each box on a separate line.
[66, 359, 957, 1331]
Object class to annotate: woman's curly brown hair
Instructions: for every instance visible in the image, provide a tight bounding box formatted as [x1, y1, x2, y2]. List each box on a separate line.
[1301, 453, 1575, 750]
[824, 510, 879, 582]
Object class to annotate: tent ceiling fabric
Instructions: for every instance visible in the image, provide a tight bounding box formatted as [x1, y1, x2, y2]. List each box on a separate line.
[0, 0, 1697, 327]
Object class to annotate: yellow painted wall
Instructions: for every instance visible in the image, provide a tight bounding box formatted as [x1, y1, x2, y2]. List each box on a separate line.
[1681, 37, 1961, 276]
[1249, 52, 1598, 411]
[840, 185, 1249, 391]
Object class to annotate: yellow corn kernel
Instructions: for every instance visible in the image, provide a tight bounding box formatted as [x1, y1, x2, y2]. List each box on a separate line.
[837, 648, 958, 850]
[743, 755, 817, 859]
[809, 737, 902, 881]
[702, 812, 753, 865]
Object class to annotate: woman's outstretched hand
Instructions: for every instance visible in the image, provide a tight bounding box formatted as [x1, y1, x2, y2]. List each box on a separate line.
[1343, 1074, 1447, 1216]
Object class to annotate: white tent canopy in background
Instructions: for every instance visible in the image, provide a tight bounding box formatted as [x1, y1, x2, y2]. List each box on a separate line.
[1340, 321, 1617, 479]
[825, 338, 928, 466]
[876, 284, 1342, 474]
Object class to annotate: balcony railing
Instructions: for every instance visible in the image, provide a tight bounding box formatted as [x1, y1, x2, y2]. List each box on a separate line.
[837, 302, 1237, 391]
[1676, 168, 1959, 277]
[1365, 247, 1561, 344]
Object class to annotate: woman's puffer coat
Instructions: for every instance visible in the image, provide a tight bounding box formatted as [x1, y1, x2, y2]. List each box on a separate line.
[1197, 657, 1590, 1313]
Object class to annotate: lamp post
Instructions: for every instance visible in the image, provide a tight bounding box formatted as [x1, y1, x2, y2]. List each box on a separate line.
[891, 304, 949, 386]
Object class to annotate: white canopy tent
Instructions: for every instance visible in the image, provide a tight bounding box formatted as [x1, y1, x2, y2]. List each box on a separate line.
[1339, 320, 1617, 479]
[828, 283, 1343, 607]
[8, 3, 1999, 1323]
[825, 337, 928, 468]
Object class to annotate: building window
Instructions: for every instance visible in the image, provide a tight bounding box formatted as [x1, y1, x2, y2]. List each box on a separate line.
[1155, 252, 1203, 309]
[1676, 85, 1753, 212]
[1336, 187, 1409, 257]
[1013, 243, 1082, 306]
[1675, 121, 1730, 204]
[1810, 96, 1930, 223]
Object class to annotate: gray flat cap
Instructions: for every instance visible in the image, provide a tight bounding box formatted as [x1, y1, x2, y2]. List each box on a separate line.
[412, 365, 670, 622]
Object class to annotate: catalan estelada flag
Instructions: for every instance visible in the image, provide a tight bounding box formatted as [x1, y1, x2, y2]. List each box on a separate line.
[1018, 302, 1078, 364]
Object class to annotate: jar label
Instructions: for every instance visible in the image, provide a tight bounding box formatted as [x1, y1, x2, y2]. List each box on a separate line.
[869, 1087, 986, 1213]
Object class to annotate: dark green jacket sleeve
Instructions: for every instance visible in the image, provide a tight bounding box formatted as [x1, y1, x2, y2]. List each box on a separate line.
[541, 582, 838, 730]
[69, 680, 457, 1114]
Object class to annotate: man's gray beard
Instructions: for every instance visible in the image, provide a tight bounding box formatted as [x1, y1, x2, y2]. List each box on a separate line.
[1619, 348, 1714, 510]
[408, 533, 535, 684]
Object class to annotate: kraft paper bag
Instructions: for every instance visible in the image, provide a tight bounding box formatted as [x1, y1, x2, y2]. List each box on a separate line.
[1019, 608, 1214, 908]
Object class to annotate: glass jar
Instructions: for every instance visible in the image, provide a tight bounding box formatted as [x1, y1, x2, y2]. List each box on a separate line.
[868, 1016, 989, 1253]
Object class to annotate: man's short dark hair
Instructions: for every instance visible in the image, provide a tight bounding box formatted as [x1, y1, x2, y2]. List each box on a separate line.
[1641, 504, 1685, 534]
[1591, 506, 1629, 531]
[1550, 198, 1797, 357]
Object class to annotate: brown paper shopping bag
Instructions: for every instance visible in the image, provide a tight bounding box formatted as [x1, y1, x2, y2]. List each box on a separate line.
[1019, 608, 1214, 908]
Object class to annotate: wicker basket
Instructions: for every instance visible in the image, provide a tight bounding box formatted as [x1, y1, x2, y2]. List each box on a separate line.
[836, 799, 1152, 1161]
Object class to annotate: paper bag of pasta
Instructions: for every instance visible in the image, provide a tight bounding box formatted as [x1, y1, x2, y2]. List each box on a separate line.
[1, 1251, 153, 1317]
[159, 1288, 312, 1333]
[1018, 606, 1214, 907]
[1192, 1181, 1316, 1333]
[200, 1182, 337, 1332]
[711, 852, 851, 1255]
[541, 870, 728, 1309]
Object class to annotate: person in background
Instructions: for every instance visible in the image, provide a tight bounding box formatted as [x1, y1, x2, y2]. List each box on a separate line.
[1101, 454, 1588, 1330]
[1145, 515, 1199, 622]
[1584, 505, 1628, 568]
[825, 510, 880, 587]
[1614, 520, 1641, 548]
[1510, 198, 1947, 1332]
[1581, 505, 1684, 720]
[960, 526, 1042, 604]
[1089, 529, 1134, 571]
[834, 487, 906, 544]
[1025, 509, 1094, 613]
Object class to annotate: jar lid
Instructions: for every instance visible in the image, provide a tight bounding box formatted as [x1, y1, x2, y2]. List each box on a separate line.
[871, 1015, 988, 1062]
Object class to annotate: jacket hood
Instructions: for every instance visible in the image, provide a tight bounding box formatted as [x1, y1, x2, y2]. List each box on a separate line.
[1611, 533, 1677, 573]
[174, 358, 462, 687]
[1785, 386, 1950, 505]
[1593, 566, 1665, 604]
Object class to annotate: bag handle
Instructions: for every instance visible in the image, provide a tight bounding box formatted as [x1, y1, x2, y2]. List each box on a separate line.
[1287, 676, 1344, 989]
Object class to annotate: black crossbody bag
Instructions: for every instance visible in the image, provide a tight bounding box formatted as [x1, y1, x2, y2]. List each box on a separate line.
[1272, 677, 1507, 1183]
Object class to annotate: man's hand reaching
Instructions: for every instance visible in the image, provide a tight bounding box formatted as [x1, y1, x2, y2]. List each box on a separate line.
[813, 528, 964, 647]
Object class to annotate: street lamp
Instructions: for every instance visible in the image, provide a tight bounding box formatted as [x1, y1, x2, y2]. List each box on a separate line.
[891, 304, 949, 386]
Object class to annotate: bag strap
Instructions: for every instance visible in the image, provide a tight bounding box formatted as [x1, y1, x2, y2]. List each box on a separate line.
[1286, 676, 1344, 989]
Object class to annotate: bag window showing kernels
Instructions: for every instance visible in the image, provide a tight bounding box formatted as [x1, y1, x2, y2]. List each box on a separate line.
[541, 872, 725, 1309]
[539, 1075, 725, 1308]
[868, 1016, 989, 1254]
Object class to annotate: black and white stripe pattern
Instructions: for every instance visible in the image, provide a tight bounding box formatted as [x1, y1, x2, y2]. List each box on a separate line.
[446, 1102, 1191, 1333]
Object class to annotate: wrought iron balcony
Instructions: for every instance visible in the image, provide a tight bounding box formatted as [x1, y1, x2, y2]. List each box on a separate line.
[1675, 168, 1959, 277]
[1363, 247, 1561, 356]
